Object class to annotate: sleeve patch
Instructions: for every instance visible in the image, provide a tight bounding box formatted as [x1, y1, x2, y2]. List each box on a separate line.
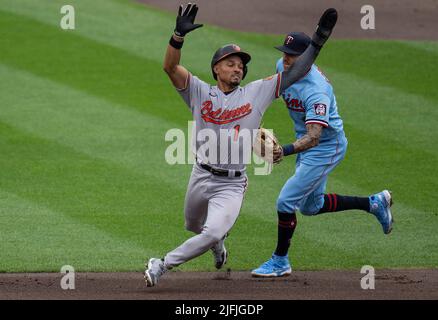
[314, 103, 327, 116]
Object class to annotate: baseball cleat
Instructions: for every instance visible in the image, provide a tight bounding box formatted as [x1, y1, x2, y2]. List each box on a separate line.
[144, 258, 167, 287]
[211, 235, 228, 269]
[251, 254, 292, 278]
[369, 190, 394, 234]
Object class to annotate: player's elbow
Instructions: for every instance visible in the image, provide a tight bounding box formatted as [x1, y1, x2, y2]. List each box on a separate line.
[163, 60, 177, 75]
[163, 64, 174, 75]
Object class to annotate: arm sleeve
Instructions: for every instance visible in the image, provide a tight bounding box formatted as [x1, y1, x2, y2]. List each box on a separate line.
[280, 44, 320, 93]
[275, 58, 283, 73]
[304, 92, 331, 128]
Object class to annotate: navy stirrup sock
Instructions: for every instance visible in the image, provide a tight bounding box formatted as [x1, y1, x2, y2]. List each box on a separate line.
[274, 211, 297, 256]
[317, 194, 370, 214]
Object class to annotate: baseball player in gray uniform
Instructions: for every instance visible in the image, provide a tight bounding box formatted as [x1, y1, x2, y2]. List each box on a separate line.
[145, 3, 338, 287]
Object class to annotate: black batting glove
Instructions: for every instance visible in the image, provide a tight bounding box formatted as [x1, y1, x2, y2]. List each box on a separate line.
[174, 3, 203, 37]
[312, 8, 338, 48]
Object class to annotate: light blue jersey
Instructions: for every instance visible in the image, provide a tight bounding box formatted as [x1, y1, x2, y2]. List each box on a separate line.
[276, 59, 344, 141]
[275, 58, 348, 214]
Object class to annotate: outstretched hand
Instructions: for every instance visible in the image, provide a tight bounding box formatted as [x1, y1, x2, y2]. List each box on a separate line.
[175, 3, 203, 37]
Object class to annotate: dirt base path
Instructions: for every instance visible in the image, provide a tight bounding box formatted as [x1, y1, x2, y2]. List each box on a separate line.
[138, 0, 438, 40]
[1, 269, 437, 300]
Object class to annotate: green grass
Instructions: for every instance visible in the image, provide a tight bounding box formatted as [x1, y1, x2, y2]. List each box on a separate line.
[0, 0, 437, 272]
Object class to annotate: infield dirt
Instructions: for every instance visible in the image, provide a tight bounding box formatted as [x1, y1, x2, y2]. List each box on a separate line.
[138, 0, 438, 40]
[1, 269, 437, 299]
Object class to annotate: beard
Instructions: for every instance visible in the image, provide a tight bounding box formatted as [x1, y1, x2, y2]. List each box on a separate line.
[230, 74, 241, 86]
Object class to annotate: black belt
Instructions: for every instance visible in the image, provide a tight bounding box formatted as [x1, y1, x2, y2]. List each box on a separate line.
[199, 163, 242, 177]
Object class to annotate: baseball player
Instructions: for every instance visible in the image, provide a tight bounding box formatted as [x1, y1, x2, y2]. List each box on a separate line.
[251, 32, 394, 277]
[145, 3, 338, 287]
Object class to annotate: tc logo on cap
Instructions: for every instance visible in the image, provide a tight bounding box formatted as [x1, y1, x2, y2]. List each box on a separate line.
[232, 44, 241, 51]
[285, 36, 294, 45]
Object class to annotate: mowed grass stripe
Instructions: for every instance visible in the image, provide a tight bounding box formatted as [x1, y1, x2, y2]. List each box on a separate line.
[326, 67, 438, 150]
[0, 189, 154, 272]
[1, 4, 437, 271]
[0, 7, 283, 122]
[0, 63, 192, 184]
[335, 124, 437, 213]
[3, 64, 433, 270]
[0, 0, 283, 76]
[2, 9, 434, 166]
[3, 113, 434, 266]
[1, 60, 435, 218]
[3, 0, 438, 103]
[317, 40, 438, 102]
[287, 178, 438, 269]
[239, 172, 438, 269]
[3, 8, 437, 145]
[403, 40, 438, 54]
[0, 0, 176, 62]
[0, 121, 188, 261]
[0, 9, 189, 125]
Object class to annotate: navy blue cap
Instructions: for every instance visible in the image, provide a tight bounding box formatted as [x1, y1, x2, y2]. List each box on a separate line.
[275, 32, 311, 55]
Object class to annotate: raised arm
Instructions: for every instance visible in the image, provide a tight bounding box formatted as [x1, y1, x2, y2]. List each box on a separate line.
[163, 3, 203, 90]
[280, 8, 338, 92]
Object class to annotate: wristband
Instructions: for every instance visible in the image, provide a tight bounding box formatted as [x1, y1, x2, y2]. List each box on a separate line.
[282, 144, 295, 156]
[169, 36, 184, 49]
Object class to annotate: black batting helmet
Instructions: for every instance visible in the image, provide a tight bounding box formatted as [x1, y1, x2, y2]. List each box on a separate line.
[211, 44, 251, 80]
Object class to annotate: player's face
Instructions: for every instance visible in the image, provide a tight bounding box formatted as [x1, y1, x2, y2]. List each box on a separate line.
[283, 53, 300, 70]
[215, 56, 244, 87]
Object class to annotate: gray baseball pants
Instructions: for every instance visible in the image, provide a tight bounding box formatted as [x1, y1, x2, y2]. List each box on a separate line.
[164, 163, 247, 268]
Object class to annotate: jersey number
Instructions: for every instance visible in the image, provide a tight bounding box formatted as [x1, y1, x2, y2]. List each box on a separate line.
[233, 125, 240, 141]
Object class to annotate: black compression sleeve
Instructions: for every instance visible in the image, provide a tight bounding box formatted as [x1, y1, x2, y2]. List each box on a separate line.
[279, 44, 320, 92]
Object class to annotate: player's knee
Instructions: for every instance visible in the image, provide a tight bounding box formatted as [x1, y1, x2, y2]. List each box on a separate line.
[201, 227, 224, 244]
[299, 204, 319, 216]
[277, 195, 294, 213]
[278, 211, 298, 228]
[185, 220, 202, 234]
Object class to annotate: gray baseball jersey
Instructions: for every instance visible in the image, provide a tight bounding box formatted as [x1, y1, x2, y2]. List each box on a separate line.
[179, 73, 281, 171]
[163, 73, 281, 269]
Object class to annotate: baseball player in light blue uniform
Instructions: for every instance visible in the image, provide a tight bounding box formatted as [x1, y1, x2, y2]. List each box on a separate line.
[252, 32, 394, 277]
